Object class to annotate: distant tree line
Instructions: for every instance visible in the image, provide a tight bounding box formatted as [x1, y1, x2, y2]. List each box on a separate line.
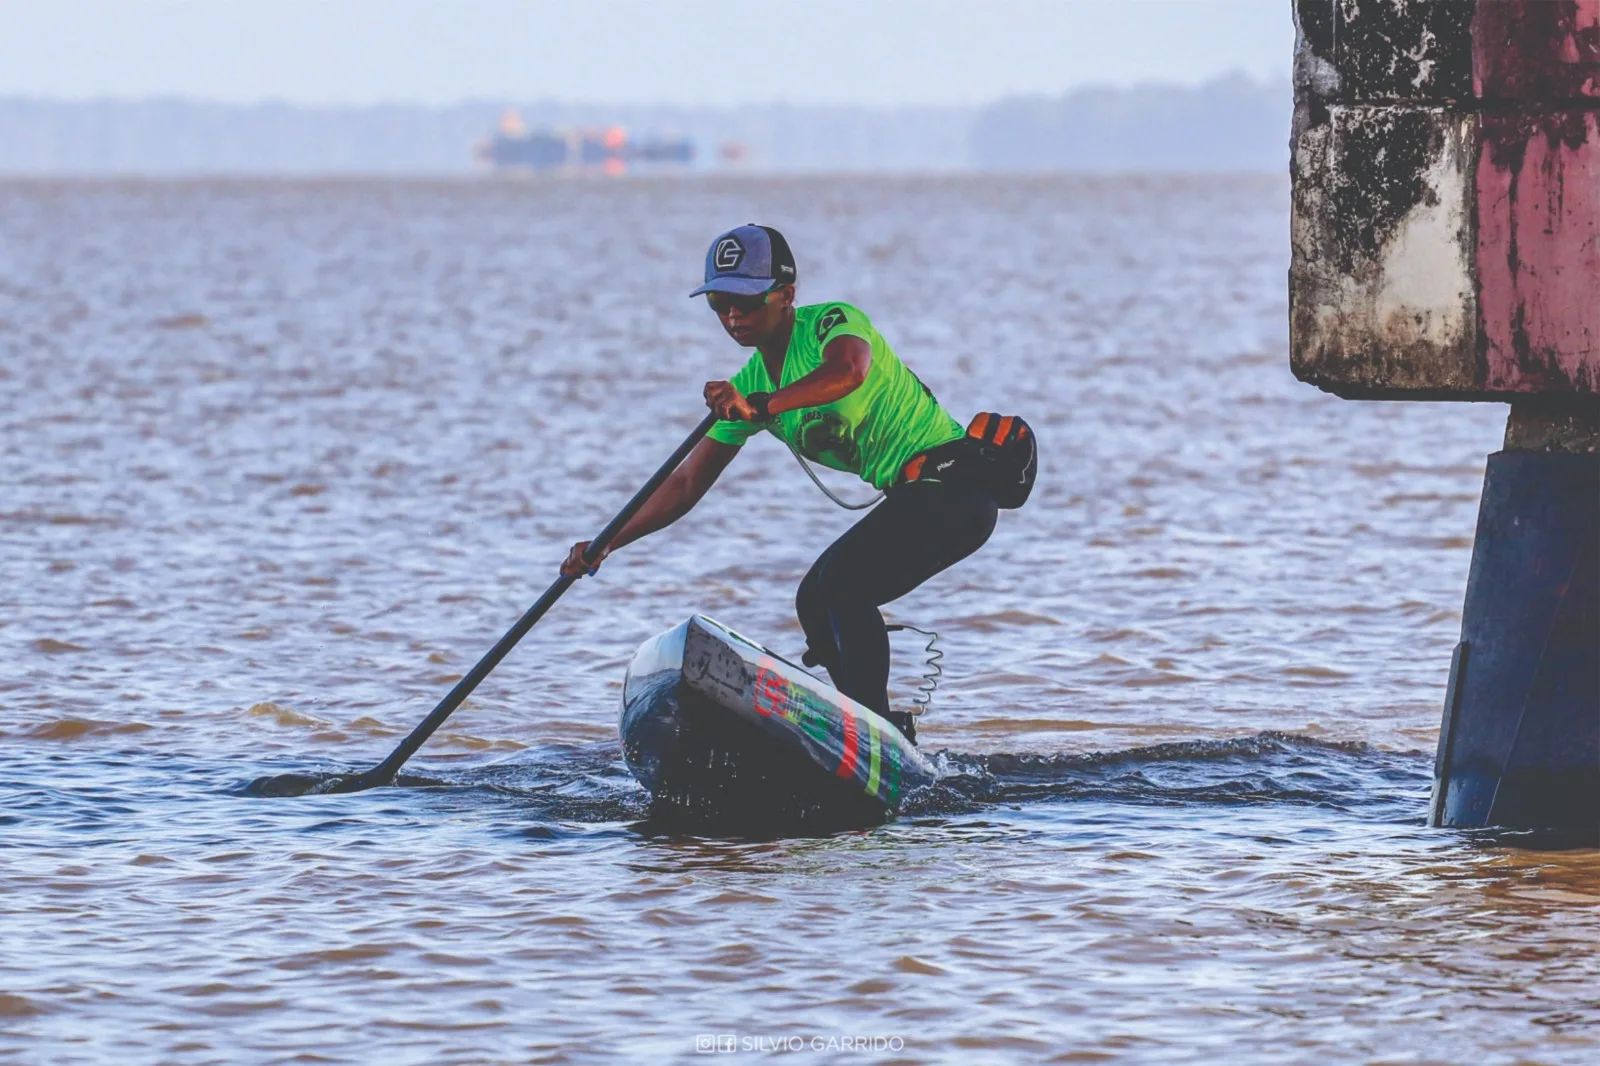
[969, 73, 1289, 171]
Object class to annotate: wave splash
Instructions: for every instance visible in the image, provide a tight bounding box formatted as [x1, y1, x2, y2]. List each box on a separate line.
[906, 731, 1427, 818]
[240, 731, 1430, 828]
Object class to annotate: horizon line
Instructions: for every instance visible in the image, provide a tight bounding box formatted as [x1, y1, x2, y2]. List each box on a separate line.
[0, 73, 1291, 113]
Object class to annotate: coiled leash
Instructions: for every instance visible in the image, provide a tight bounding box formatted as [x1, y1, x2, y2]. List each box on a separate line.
[802, 626, 941, 744]
[885, 622, 943, 717]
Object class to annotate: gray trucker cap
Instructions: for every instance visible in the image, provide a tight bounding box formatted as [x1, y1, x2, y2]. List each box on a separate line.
[689, 224, 797, 296]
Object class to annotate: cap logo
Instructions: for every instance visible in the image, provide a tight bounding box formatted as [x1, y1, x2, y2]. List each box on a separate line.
[713, 236, 745, 272]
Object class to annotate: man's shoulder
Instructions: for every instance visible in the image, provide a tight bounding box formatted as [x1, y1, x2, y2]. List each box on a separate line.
[797, 301, 874, 345]
[797, 300, 869, 320]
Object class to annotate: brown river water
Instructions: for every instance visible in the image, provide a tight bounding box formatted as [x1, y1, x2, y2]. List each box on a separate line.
[2, 175, 1597, 1064]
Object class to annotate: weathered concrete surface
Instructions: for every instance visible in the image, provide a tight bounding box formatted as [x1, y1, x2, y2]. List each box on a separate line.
[1291, 105, 1478, 397]
[1291, 0, 1600, 400]
[1294, 0, 1600, 103]
[1292, 0, 1476, 104]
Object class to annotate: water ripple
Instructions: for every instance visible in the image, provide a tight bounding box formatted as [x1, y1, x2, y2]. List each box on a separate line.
[3, 175, 1576, 1066]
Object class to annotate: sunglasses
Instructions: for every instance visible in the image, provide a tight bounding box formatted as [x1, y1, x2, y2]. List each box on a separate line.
[706, 289, 775, 315]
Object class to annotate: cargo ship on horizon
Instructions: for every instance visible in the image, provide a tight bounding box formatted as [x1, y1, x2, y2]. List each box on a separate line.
[476, 109, 694, 175]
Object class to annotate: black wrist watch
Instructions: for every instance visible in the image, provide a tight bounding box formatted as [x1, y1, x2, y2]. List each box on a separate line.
[746, 391, 774, 422]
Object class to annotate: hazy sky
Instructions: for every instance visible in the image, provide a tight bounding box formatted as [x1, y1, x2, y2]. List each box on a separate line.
[0, 0, 1291, 107]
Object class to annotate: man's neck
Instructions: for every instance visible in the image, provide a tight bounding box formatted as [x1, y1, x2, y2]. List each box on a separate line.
[756, 311, 795, 384]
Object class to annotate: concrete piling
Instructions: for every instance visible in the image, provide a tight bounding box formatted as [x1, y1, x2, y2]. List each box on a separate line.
[1291, 1, 1600, 832]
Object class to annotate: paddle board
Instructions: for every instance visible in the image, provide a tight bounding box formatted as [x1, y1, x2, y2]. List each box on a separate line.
[621, 615, 936, 829]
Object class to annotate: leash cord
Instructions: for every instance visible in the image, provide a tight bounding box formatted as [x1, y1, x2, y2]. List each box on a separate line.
[885, 623, 942, 717]
[779, 436, 884, 511]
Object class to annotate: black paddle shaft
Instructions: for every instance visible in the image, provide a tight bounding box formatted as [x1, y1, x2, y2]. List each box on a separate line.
[328, 412, 719, 794]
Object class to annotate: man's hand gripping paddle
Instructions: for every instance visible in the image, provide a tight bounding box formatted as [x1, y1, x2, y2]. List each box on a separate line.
[249, 413, 718, 797]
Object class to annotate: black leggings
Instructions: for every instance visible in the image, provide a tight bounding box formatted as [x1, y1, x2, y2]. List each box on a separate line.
[796, 477, 998, 716]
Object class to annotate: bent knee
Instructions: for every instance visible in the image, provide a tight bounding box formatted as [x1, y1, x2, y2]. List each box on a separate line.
[808, 555, 872, 613]
[795, 565, 823, 624]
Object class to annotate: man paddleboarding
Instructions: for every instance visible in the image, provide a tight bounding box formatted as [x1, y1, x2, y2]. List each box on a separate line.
[563, 224, 1032, 742]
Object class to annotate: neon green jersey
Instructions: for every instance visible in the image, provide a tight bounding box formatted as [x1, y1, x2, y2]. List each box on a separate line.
[706, 302, 964, 490]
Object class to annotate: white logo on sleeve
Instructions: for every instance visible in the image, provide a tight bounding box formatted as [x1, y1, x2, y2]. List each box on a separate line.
[815, 306, 849, 341]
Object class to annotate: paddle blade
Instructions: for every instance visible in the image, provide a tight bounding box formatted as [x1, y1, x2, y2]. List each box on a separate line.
[242, 768, 391, 797]
[321, 768, 393, 794]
